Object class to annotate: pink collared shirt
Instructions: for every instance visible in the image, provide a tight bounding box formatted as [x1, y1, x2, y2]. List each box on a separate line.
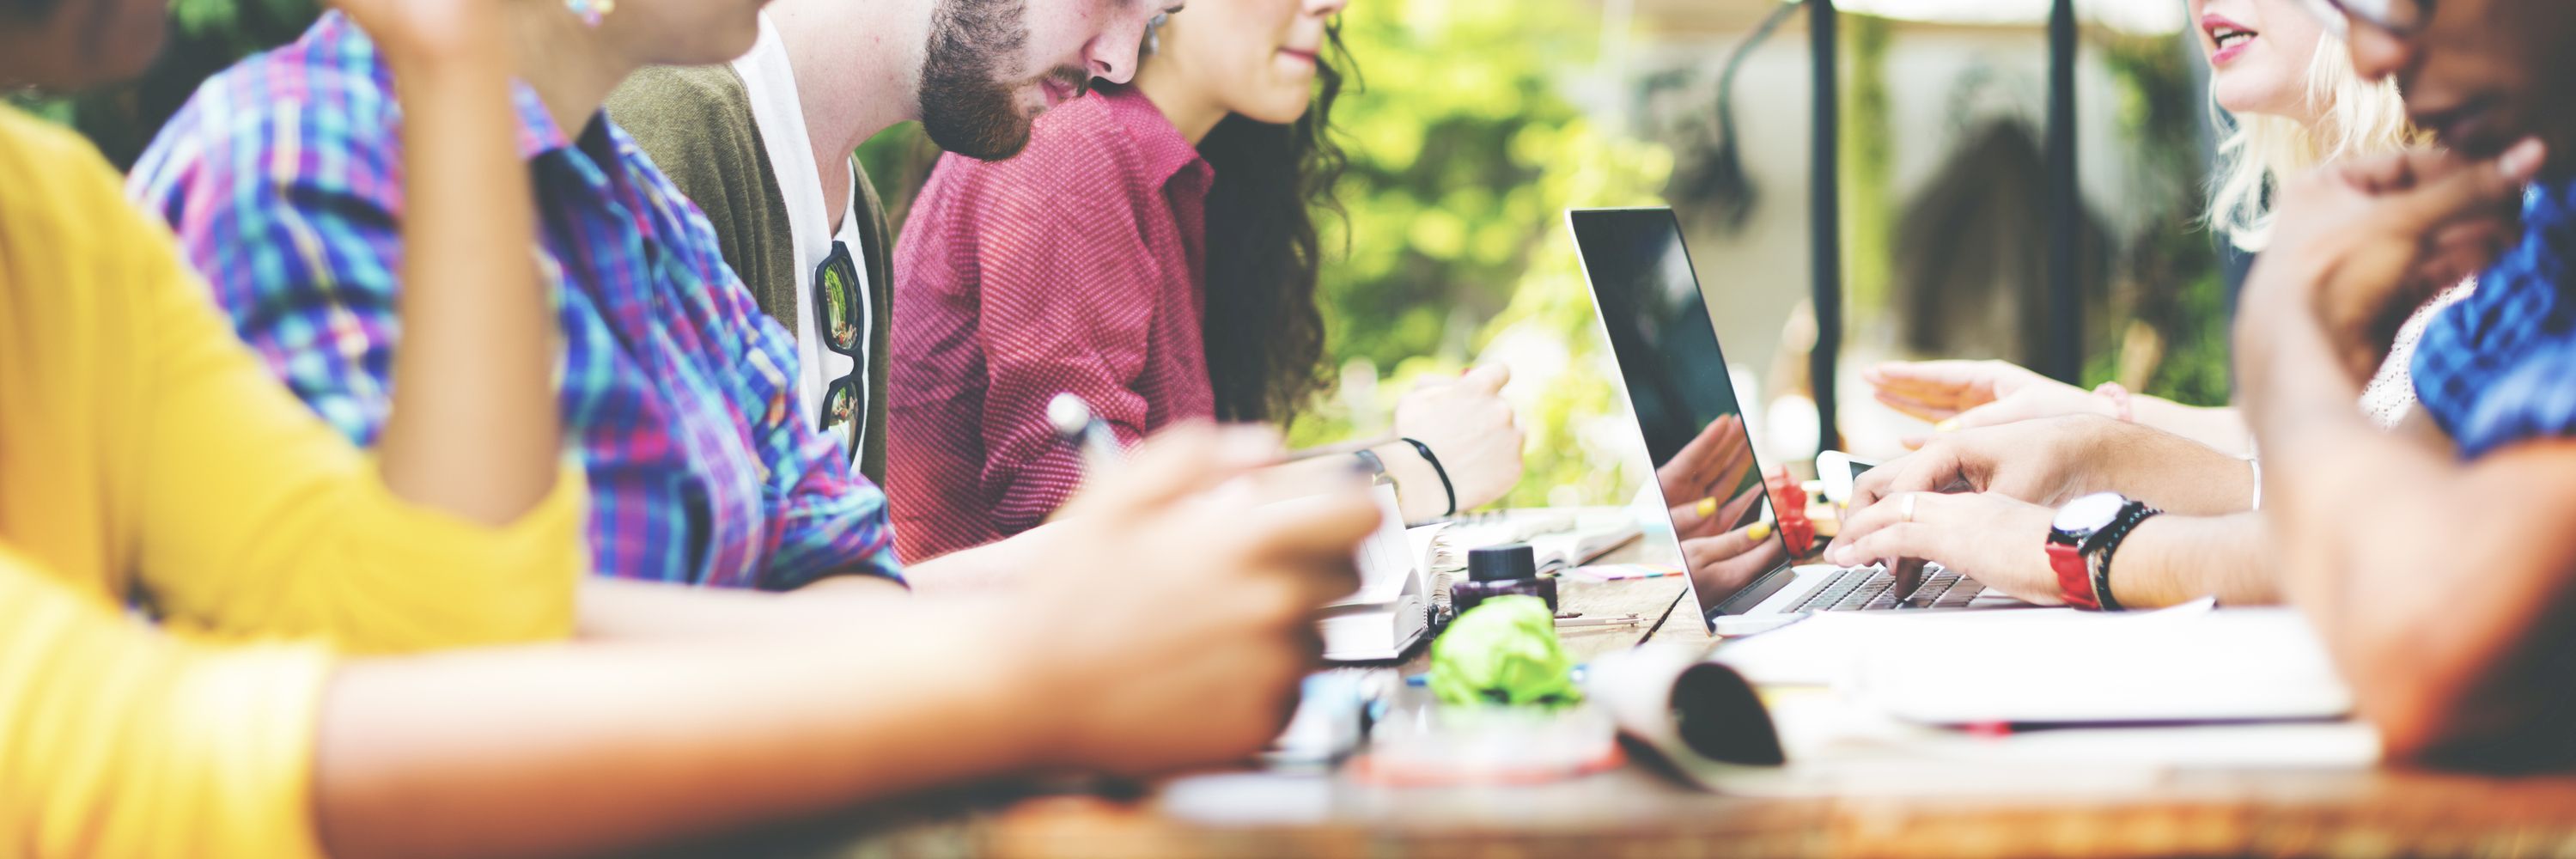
[889, 85, 1215, 560]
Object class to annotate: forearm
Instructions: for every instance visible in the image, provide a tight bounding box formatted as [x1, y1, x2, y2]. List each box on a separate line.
[373, 50, 557, 526]
[2242, 297, 2576, 760]
[2098, 513, 2275, 609]
[1263, 446, 1439, 522]
[316, 600, 1044, 859]
[575, 578, 907, 642]
[2130, 399, 2256, 457]
[2239, 295, 2394, 632]
[897, 525, 1063, 594]
[2099, 427, 2258, 516]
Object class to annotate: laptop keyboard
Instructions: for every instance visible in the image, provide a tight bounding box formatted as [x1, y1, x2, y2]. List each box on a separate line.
[1785, 564, 1989, 612]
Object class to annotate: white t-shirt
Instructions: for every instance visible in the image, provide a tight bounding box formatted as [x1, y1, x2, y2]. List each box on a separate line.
[734, 14, 870, 459]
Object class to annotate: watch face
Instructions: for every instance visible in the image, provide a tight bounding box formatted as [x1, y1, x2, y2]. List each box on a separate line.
[2052, 491, 2128, 536]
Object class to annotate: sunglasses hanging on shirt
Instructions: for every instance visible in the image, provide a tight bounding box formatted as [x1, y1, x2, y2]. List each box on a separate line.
[813, 241, 863, 460]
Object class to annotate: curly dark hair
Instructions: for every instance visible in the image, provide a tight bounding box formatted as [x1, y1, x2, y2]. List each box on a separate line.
[1194, 23, 1353, 424]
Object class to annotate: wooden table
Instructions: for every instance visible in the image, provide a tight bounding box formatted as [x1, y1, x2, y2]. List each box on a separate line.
[676, 576, 2576, 859]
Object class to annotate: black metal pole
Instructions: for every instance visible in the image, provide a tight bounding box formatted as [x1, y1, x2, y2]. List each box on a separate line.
[2043, 0, 2081, 382]
[1810, 0, 1844, 454]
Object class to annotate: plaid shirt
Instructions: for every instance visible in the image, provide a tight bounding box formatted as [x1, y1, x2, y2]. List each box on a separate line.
[129, 13, 902, 589]
[2411, 178, 2576, 459]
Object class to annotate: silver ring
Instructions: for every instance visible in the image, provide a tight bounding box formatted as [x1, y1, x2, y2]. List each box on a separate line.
[1901, 492, 1918, 524]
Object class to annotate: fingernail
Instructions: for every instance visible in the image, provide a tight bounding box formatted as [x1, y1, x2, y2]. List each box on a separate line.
[1934, 419, 1960, 432]
[1747, 521, 1774, 542]
[2503, 138, 2549, 182]
[1696, 497, 1719, 518]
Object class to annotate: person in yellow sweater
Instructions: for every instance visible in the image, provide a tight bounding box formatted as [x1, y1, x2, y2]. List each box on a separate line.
[0, 0, 1380, 856]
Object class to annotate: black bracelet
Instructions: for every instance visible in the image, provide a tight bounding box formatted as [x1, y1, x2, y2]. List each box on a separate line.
[1401, 437, 1458, 518]
[2086, 502, 2162, 612]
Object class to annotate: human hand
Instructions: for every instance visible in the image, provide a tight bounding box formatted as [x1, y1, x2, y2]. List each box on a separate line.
[1847, 414, 2249, 519]
[1655, 414, 1756, 515]
[1015, 423, 1380, 775]
[2241, 142, 2543, 381]
[1684, 521, 1791, 600]
[1824, 490, 2062, 605]
[1667, 482, 1764, 542]
[1392, 364, 1526, 512]
[1865, 360, 2110, 441]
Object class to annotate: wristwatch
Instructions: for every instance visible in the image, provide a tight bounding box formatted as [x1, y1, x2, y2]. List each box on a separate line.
[2046, 491, 2159, 612]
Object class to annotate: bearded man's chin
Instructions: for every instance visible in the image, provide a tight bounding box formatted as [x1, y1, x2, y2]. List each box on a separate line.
[922, 99, 1037, 161]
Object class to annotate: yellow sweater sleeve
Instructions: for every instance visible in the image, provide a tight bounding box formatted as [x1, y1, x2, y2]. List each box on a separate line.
[112, 147, 590, 654]
[0, 546, 333, 859]
[0, 106, 592, 858]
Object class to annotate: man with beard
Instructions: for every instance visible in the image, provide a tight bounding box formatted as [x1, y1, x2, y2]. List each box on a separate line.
[608, 0, 1155, 486]
[2232, 0, 2576, 768]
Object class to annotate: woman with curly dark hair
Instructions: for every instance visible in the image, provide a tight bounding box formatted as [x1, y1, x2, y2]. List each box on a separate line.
[892, 0, 1525, 560]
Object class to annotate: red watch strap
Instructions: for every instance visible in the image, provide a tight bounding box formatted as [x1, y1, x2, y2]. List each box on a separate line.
[2048, 541, 2101, 610]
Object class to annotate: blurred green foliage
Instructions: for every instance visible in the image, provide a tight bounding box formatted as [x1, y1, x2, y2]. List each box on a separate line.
[2096, 33, 2231, 407]
[1290, 0, 1672, 510]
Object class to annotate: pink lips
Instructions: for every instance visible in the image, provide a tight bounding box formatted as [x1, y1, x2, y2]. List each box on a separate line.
[1277, 47, 1318, 67]
[2203, 12, 2256, 66]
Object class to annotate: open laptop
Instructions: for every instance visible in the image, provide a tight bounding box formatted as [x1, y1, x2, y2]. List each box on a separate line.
[1568, 207, 2030, 637]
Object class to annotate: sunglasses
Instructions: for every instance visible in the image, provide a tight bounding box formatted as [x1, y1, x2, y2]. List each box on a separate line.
[813, 241, 863, 458]
[2301, 0, 2428, 38]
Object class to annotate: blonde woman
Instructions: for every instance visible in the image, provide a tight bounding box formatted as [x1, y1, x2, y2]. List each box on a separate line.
[1865, 0, 2444, 455]
[1818, 0, 2459, 610]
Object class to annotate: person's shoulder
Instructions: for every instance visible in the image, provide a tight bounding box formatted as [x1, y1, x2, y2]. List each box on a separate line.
[135, 16, 397, 198]
[184, 17, 393, 129]
[1017, 90, 1148, 172]
[0, 107, 137, 247]
[608, 64, 754, 139]
[608, 65, 764, 188]
[0, 107, 107, 186]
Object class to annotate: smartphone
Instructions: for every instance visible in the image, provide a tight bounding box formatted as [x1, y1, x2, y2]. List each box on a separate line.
[1815, 450, 1879, 507]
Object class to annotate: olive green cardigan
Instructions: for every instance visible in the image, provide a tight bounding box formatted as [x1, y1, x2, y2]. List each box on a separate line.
[606, 65, 897, 486]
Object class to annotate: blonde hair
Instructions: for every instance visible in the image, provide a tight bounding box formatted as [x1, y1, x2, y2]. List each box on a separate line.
[2205, 34, 2421, 253]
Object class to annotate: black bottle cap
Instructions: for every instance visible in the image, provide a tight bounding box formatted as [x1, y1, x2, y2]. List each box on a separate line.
[1468, 543, 1539, 582]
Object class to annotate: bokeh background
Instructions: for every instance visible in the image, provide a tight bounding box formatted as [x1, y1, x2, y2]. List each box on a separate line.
[16, 0, 2234, 515]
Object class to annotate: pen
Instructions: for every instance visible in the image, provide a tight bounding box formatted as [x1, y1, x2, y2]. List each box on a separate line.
[1048, 393, 1123, 479]
[1553, 614, 1642, 629]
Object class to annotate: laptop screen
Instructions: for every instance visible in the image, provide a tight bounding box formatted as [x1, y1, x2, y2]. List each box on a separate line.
[1568, 208, 1799, 630]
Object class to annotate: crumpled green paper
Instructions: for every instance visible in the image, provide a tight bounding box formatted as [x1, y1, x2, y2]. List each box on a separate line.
[1428, 596, 1583, 707]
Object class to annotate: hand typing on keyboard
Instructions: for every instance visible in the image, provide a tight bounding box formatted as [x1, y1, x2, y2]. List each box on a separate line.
[1821, 490, 2069, 606]
[1784, 562, 1999, 612]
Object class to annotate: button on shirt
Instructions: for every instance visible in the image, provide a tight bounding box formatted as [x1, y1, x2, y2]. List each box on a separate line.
[129, 13, 903, 589]
[889, 85, 1215, 561]
[2411, 178, 2576, 459]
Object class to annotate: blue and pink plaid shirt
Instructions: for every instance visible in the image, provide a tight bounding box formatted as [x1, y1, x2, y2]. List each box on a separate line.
[129, 13, 903, 589]
[2411, 177, 2576, 459]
